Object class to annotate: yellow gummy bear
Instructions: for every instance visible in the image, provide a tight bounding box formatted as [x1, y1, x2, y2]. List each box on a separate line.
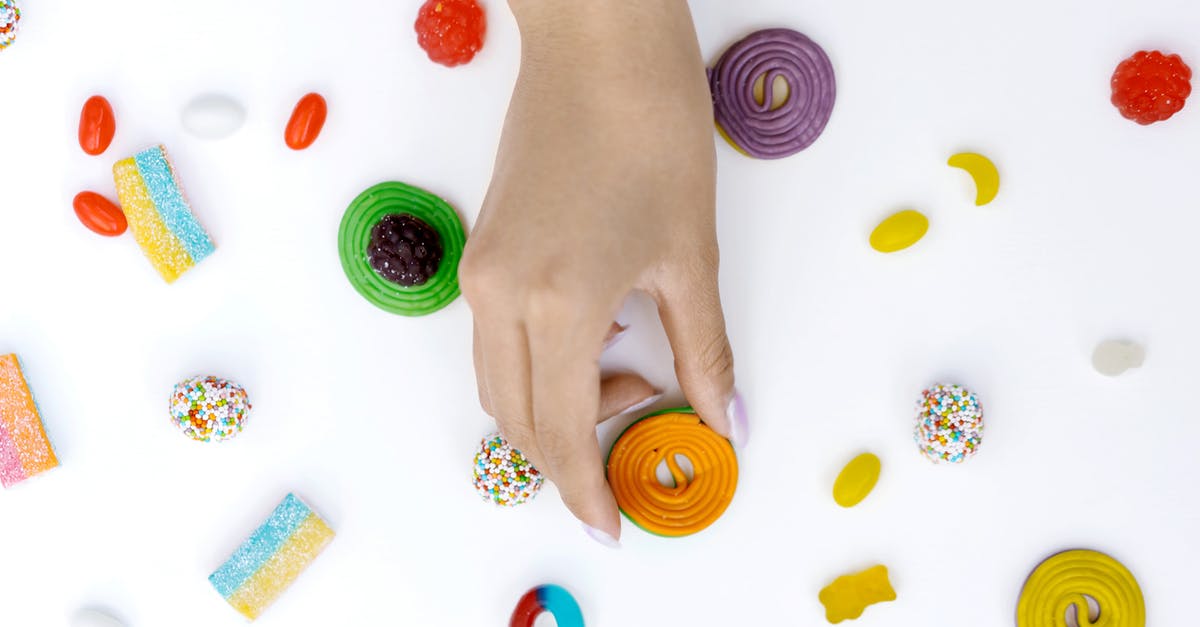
[819, 565, 897, 624]
[832, 453, 881, 508]
[947, 152, 1000, 206]
[869, 210, 928, 253]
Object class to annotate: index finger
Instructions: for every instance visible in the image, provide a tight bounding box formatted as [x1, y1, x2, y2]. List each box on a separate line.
[528, 319, 621, 547]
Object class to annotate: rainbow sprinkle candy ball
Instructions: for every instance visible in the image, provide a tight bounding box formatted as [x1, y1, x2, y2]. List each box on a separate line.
[169, 376, 252, 443]
[914, 384, 983, 464]
[0, 0, 20, 51]
[473, 433, 543, 506]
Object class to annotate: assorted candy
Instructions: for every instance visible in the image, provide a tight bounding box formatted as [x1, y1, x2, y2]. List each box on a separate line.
[181, 93, 246, 140]
[0, 354, 58, 488]
[284, 92, 327, 150]
[414, 0, 486, 67]
[5, 12, 1183, 624]
[1111, 50, 1191, 125]
[338, 181, 465, 316]
[169, 376, 251, 443]
[606, 409, 738, 537]
[1017, 550, 1144, 627]
[209, 493, 335, 620]
[510, 585, 585, 627]
[818, 565, 896, 624]
[947, 152, 1000, 206]
[869, 209, 928, 253]
[473, 433, 543, 506]
[832, 452, 880, 508]
[78, 96, 117, 156]
[112, 144, 215, 283]
[913, 384, 983, 464]
[0, 0, 20, 51]
[709, 28, 836, 159]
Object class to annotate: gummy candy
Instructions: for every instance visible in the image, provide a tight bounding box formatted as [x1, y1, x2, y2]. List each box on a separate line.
[414, 0, 486, 67]
[1111, 50, 1191, 125]
[947, 152, 999, 206]
[210, 493, 335, 620]
[818, 565, 896, 624]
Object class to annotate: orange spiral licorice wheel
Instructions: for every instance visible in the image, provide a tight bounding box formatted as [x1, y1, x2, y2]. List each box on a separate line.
[606, 409, 738, 537]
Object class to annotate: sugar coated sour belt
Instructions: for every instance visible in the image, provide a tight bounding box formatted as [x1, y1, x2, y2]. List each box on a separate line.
[509, 585, 584, 627]
[0, 354, 57, 488]
[709, 28, 836, 159]
[606, 409, 737, 537]
[1017, 549, 1145, 627]
[338, 181, 465, 316]
[210, 493, 335, 621]
[113, 145, 215, 283]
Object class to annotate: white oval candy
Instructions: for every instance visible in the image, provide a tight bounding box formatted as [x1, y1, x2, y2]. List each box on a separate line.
[181, 93, 246, 140]
[1092, 339, 1145, 377]
[70, 608, 125, 627]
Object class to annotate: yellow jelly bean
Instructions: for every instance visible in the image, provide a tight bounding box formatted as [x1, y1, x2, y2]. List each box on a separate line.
[819, 565, 897, 624]
[869, 210, 928, 253]
[947, 152, 999, 206]
[832, 453, 880, 508]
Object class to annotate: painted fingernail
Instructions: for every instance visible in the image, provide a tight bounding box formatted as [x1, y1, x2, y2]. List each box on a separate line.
[582, 523, 622, 549]
[603, 324, 629, 350]
[609, 393, 662, 420]
[727, 390, 749, 448]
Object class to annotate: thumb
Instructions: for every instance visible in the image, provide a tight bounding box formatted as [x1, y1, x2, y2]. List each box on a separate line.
[655, 268, 747, 447]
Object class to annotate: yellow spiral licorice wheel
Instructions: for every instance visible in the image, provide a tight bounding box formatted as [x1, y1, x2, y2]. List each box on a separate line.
[606, 409, 738, 537]
[1016, 549, 1145, 627]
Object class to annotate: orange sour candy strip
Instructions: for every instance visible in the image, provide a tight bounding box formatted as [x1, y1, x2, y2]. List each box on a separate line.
[606, 411, 738, 537]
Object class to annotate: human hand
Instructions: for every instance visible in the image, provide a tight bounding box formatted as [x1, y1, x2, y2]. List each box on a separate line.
[459, 0, 747, 545]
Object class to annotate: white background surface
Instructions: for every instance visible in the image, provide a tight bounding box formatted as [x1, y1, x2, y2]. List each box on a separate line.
[2, 1, 1199, 625]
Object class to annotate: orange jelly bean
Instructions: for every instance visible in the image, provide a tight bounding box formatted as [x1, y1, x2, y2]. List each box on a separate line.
[78, 95, 116, 156]
[285, 92, 327, 150]
[606, 409, 738, 537]
[73, 191, 127, 237]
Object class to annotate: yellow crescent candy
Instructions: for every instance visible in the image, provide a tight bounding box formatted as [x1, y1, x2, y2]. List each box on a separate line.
[1016, 549, 1145, 627]
[832, 453, 881, 508]
[869, 210, 928, 253]
[948, 152, 999, 206]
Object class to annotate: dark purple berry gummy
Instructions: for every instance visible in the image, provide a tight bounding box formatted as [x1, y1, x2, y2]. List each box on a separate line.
[367, 213, 444, 287]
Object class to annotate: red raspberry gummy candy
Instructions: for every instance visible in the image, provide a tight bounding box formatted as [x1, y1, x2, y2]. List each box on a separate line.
[414, 0, 486, 67]
[1111, 50, 1191, 125]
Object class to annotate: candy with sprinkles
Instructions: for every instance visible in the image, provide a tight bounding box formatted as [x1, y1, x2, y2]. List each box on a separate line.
[169, 376, 251, 443]
[913, 383, 983, 464]
[472, 433, 543, 506]
[0, 0, 20, 51]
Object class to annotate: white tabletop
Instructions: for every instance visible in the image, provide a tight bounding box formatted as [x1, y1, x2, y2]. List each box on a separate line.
[2, 1, 1198, 625]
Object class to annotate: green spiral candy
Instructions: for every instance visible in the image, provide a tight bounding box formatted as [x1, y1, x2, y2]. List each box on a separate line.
[338, 181, 465, 316]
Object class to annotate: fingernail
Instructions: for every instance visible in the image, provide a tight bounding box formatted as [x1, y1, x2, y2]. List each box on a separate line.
[609, 392, 662, 420]
[603, 324, 629, 350]
[582, 523, 621, 549]
[727, 389, 749, 448]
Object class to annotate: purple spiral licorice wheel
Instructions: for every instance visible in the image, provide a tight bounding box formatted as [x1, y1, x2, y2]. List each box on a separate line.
[709, 28, 836, 159]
